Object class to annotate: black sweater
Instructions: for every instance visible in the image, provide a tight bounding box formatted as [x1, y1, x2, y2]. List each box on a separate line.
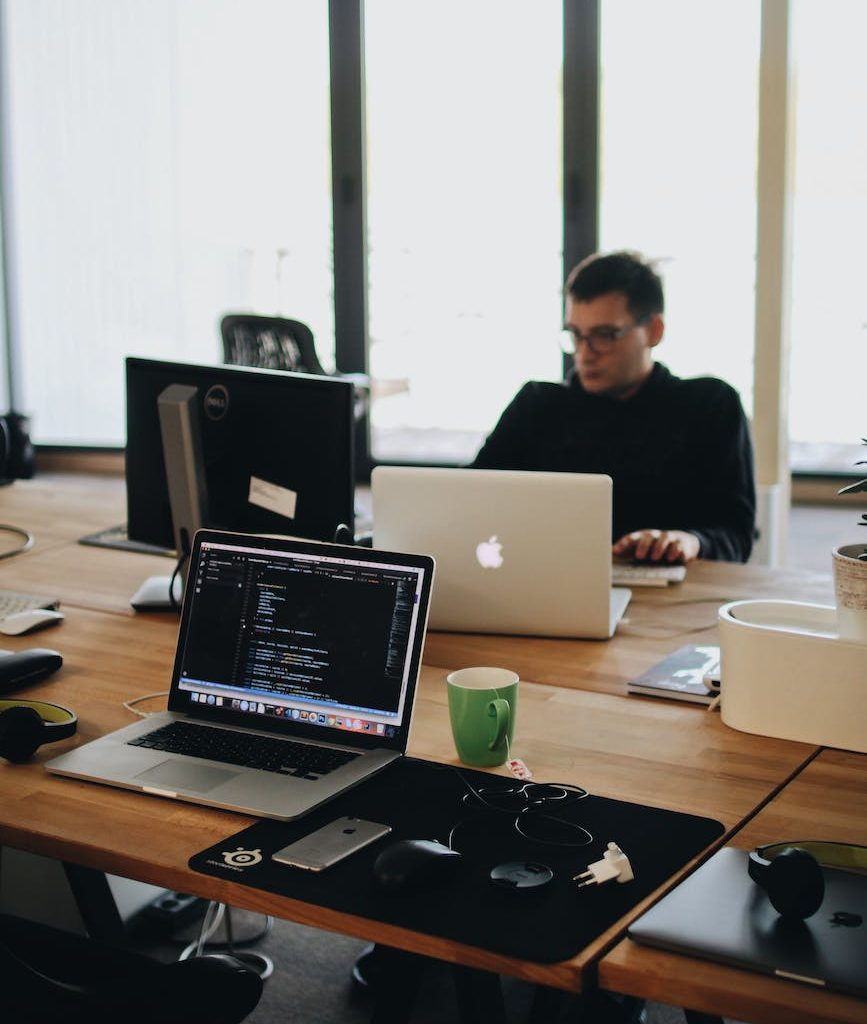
[470, 363, 756, 562]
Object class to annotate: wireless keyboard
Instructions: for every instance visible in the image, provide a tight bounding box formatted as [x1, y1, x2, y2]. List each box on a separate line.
[611, 563, 687, 588]
[0, 589, 60, 619]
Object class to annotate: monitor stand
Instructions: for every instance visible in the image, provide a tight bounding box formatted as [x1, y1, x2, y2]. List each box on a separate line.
[130, 572, 183, 611]
[131, 383, 209, 612]
[79, 523, 175, 558]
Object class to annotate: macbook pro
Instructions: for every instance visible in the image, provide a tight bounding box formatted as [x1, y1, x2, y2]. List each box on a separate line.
[629, 846, 867, 998]
[47, 530, 434, 820]
[371, 467, 630, 639]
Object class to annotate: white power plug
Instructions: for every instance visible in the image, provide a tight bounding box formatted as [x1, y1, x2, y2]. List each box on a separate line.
[573, 841, 634, 888]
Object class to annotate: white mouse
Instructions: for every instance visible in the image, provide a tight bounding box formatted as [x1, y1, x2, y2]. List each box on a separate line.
[0, 608, 65, 636]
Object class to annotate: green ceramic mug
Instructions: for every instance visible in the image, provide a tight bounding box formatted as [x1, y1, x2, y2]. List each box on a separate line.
[446, 666, 519, 768]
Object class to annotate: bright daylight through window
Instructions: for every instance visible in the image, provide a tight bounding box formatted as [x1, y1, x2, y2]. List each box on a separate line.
[364, 1, 563, 464]
[3, 0, 332, 446]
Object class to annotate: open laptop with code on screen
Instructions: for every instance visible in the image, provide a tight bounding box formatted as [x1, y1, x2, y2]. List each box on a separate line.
[372, 467, 630, 639]
[47, 530, 434, 821]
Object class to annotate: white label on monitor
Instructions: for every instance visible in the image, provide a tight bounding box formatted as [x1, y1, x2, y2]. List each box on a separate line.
[248, 477, 297, 520]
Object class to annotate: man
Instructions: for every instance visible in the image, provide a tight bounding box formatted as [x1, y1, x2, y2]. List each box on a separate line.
[470, 250, 756, 563]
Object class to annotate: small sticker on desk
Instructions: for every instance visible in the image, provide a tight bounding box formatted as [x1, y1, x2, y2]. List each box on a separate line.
[249, 477, 297, 519]
[507, 758, 532, 780]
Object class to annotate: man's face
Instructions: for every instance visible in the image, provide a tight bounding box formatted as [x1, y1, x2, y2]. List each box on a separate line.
[564, 290, 663, 400]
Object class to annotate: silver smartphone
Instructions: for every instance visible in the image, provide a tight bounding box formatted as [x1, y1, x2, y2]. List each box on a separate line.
[271, 816, 392, 872]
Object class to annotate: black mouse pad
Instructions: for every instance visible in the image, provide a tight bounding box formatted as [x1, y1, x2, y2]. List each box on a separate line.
[189, 757, 724, 963]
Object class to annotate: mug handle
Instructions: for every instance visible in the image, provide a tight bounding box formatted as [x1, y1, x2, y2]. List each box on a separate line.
[486, 698, 511, 750]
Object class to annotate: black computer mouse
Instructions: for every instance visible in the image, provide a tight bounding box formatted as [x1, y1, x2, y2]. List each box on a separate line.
[0, 648, 63, 694]
[372, 839, 462, 895]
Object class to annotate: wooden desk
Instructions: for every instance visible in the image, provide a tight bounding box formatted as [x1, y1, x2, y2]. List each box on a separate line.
[0, 620, 817, 987]
[599, 749, 867, 1024]
[0, 472, 129, 550]
[0, 649, 819, 993]
[0, 473, 837, 673]
[0, 471, 851, 1010]
[425, 559, 835, 695]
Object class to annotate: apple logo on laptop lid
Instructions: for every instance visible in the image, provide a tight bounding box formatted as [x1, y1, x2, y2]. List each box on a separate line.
[476, 535, 503, 569]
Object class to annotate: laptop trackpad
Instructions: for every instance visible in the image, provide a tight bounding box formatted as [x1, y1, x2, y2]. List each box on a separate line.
[135, 760, 239, 792]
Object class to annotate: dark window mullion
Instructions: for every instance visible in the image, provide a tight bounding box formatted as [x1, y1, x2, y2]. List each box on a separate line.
[562, 0, 600, 323]
[329, 0, 370, 478]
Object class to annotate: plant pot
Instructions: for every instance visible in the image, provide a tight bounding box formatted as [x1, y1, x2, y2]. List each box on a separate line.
[832, 543, 867, 643]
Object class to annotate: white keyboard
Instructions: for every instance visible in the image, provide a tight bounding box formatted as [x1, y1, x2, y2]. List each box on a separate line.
[611, 563, 687, 588]
[0, 589, 59, 619]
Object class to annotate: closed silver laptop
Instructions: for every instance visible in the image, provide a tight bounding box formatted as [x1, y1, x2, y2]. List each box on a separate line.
[629, 846, 867, 998]
[372, 467, 630, 639]
[47, 530, 434, 821]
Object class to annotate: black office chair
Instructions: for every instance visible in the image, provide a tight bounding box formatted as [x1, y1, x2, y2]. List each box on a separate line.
[221, 313, 327, 374]
[1, 912, 263, 1024]
[220, 312, 369, 420]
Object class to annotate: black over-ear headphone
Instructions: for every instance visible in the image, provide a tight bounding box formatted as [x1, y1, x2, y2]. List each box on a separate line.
[0, 411, 35, 485]
[0, 699, 77, 762]
[748, 840, 867, 919]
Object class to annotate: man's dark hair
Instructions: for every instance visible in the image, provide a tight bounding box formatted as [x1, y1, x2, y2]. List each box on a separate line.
[565, 251, 664, 319]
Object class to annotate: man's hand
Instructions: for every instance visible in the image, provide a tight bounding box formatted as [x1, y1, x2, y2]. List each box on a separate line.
[612, 529, 701, 565]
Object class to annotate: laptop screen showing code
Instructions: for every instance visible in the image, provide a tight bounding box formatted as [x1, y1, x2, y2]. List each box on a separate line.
[171, 538, 429, 741]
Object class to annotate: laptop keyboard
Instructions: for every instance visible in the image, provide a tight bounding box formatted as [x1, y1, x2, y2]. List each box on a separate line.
[128, 721, 359, 780]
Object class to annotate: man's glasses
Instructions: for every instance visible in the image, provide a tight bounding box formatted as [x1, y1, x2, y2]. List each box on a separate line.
[559, 314, 651, 356]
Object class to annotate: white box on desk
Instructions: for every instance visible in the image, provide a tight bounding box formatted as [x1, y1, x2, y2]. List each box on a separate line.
[718, 600, 867, 754]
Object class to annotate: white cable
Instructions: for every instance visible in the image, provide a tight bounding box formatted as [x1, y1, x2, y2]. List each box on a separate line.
[0, 523, 34, 559]
[122, 691, 170, 717]
[179, 901, 225, 961]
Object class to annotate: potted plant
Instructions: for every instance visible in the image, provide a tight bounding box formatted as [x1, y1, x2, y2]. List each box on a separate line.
[833, 438, 867, 641]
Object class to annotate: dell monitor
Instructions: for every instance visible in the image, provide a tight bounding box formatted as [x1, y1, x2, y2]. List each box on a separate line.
[125, 357, 356, 549]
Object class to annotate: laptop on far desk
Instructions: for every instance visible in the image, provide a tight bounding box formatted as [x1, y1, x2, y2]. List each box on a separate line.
[371, 467, 630, 639]
[629, 846, 867, 998]
[47, 529, 435, 821]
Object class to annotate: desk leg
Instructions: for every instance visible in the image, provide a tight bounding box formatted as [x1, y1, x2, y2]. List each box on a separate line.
[528, 983, 574, 1023]
[452, 964, 507, 1024]
[62, 863, 125, 944]
[565, 991, 644, 1024]
[368, 946, 426, 1024]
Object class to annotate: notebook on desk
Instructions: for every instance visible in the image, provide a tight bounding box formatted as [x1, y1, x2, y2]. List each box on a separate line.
[371, 467, 630, 639]
[47, 529, 435, 821]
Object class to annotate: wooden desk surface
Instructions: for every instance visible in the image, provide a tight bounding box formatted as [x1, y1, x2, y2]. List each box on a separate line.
[0, 472, 129, 550]
[600, 749, 867, 1024]
[0, 470, 853, 1004]
[0, 474, 837, 690]
[0, 609, 817, 992]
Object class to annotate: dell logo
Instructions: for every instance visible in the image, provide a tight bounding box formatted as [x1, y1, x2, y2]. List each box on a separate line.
[203, 384, 229, 421]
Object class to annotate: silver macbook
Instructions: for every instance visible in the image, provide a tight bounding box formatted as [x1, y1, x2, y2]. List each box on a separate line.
[629, 846, 867, 998]
[47, 529, 435, 821]
[372, 467, 630, 639]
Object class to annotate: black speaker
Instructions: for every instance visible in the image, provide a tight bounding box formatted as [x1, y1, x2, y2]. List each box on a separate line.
[0, 411, 35, 485]
[0, 698, 77, 762]
[748, 840, 867, 919]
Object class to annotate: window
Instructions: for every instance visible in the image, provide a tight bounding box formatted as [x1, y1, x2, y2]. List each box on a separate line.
[788, 0, 867, 465]
[4, 0, 331, 445]
[364, 1, 564, 464]
[598, 0, 761, 414]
